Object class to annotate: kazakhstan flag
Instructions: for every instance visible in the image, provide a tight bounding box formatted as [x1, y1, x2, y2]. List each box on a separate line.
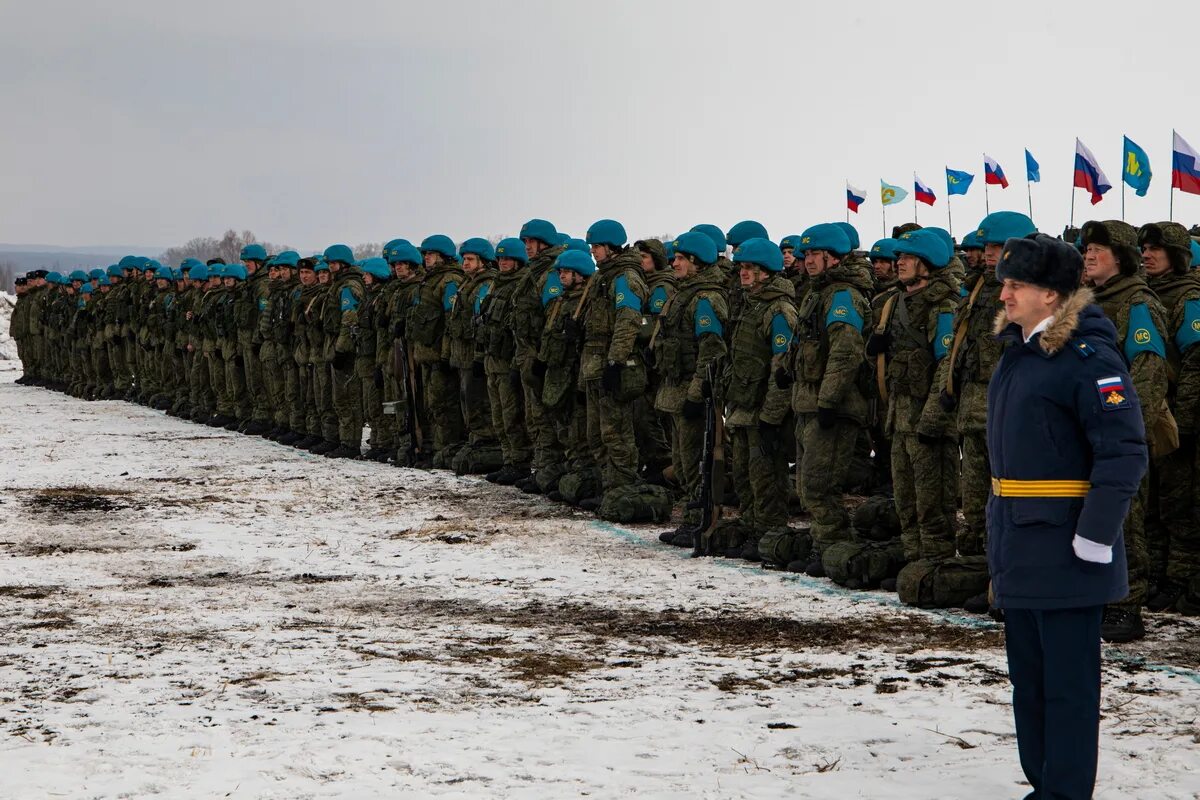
[1122, 136, 1152, 197]
[881, 179, 909, 206]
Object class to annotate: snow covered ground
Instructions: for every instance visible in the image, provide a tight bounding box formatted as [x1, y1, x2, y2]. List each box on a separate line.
[0, 369, 1197, 799]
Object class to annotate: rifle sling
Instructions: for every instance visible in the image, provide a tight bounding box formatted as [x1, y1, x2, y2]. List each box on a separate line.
[944, 274, 987, 397]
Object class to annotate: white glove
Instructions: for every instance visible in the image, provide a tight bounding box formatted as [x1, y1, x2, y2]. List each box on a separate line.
[1072, 535, 1113, 564]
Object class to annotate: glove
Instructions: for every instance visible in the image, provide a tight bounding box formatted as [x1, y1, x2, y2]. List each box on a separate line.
[938, 389, 958, 413]
[757, 420, 779, 456]
[471, 361, 486, 379]
[817, 406, 837, 430]
[373, 366, 384, 388]
[562, 317, 581, 342]
[774, 367, 793, 390]
[865, 332, 891, 357]
[331, 351, 354, 371]
[682, 399, 705, 420]
[531, 359, 548, 380]
[601, 362, 623, 394]
[917, 432, 939, 446]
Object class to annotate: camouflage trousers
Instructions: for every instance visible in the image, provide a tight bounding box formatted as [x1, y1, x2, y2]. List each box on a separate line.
[207, 349, 227, 415]
[1149, 451, 1200, 587]
[239, 333, 269, 423]
[109, 338, 130, 390]
[357, 358, 386, 450]
[798, 413, 858, 554]
[332, 362, 362, 449]
[891, 432, 958, 562]
[487, 368, 531, 467]
[634, 395, 671, 472]
[459, 366, 495, 445]
[312, 360, 338, 442]
[585, 381, 639, 491]
[420, 362, 464, 457]
[260, 343, 285, 428]
[1114, 477, 1150, 608]
[222, 351, 246, 418]
[523, 369, 564, 473]
[670, 413, 705, 526]
[729, 423, 790, 534]
[958, 431, 990, 556]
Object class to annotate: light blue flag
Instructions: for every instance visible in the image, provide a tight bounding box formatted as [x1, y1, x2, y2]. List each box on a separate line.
[881, 180, 909, 206]
[945, 168, 975, 196]
[1025, 149, 1040, 182]
[1122, 136, 1152, 197]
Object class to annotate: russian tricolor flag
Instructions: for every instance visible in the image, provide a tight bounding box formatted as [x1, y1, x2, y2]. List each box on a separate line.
[1074, 138, 1113, 205]
[914, 174, 936, 206]
[983, 154, 1009, 188]
[847, 182, 866, 213]
[1172, 130, 1200, 196]
[1097, 376, 1125, 393]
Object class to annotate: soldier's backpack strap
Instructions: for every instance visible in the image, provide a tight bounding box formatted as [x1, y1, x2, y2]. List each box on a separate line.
[874, 292, 900, 405]
[943, 274, 987, 397]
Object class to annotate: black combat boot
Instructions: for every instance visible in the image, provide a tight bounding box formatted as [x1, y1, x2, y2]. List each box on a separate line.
[1100, 606, 1146, 643]
[309, 439, 338, 455]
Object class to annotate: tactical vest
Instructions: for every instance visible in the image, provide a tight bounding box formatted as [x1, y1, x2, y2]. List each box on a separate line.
[653, 266, 725, 384]
[727, 277, 793, 412]
[510, 245, 565, 362]
[407, 263, 463, 364]
[354, 286, 383, 360]
[480, 268, 523, 365]
[445, 269, 495, 368]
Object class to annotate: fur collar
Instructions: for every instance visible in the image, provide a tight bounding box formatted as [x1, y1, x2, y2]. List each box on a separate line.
[992, 287, 1094, 355]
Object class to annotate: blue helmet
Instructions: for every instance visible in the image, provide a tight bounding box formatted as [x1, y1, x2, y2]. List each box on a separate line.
[494, 237, 528, 264]
[727, 220, 769, 247]
[976, 211, 1036, 245]
[240, 243, 268, 262]
[69, 270, 88, 282]
[586, 219, 627, 247]
[46, 271, 63, 284]
[1191, 238, 1200, 268]
[179, 257, 204, 272]
[224, 263, 248, 281]
[519, 218, 559, 246]
[190, 264, 210, 282]
[922, 227, 956, 260]
[98, 274, 111, 286]
[459, 237, 496, 262]
[88, 268, 105, 280]
[80, 283, 92, 295]
[312, 259, 329, 273]
[960, 230, 983, 250]
[382, 238, 412, 261]
[796, 223, 852, 256]
[894, 229, 950, 269]
[385, 242, 422, 266]
[834, 222, 861, 251]
[106, 264, 123, 277]
[690, 224, 726, 255]
[420, 234, 458, 261]
[273, 250, 300, 268]
[117, 255, 138, 270]
[564, 237, 590, 253]
[869, 238, 901, 261]
[359, 257, 391, 281]
[155, 266, 173, 281]
[779, 234, 804, 252]
[554, 249, 596, 277]
[556, 232, 570, 245]
[732, 238, 784, 272]
[324, 244, 354, 265]
[143, 258, 161, 272]
[671, 231, 718, 265]
[663, 239, 676, 261]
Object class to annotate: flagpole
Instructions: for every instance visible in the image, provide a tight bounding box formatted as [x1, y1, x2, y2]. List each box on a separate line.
[984, 181, 990, 214]
[945, 167, 954, 237]
[1170, 131, 1176, 221]
[1070, 186, 1076, 229]
[882, 203, 887, 239]
[1027, 180, 1033, 224]
[1121, 176, 1126, 222]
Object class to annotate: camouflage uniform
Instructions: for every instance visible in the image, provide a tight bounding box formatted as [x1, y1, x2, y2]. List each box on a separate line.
[725, 274, 798, 538]
[651, 262, 728, 527]
[790, 260, 873, 554]
[326, 267, 367, 452]
[480, 266, 532, 473]
[580, 249, 650, 494]
[877, 270, 959, 562]
[407, 258, 464, 463]
[385, 269, 424, 462]
[445, 263, 498, 469]
[235, 265, 271, 425]
[1090, 268, 1169, 610]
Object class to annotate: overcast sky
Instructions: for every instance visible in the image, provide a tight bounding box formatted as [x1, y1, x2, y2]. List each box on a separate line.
[1, 0, 1195, 253]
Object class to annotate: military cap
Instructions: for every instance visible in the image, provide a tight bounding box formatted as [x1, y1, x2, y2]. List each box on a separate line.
[634, 238, 668, 270]
[997, 233, 1083, 296]
[1081, 220, 1140, 275]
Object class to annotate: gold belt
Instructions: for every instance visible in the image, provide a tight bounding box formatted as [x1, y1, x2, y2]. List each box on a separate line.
[991, 478, 1090, 497]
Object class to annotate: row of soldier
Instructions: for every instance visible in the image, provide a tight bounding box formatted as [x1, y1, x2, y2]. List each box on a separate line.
[10, 214, 1200, 642]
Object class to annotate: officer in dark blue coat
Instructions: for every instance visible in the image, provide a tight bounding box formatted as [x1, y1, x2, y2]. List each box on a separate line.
[987, 233, 1148, 800]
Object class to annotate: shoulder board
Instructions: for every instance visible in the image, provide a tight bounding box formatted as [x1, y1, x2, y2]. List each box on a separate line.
[1070, 338, 1095, 359]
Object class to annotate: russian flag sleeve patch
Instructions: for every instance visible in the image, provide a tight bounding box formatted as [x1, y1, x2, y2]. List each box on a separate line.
[1096, 376, 1131, 411]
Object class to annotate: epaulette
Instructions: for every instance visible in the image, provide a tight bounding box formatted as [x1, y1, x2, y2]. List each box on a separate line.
[1070, 338, 1095, 359]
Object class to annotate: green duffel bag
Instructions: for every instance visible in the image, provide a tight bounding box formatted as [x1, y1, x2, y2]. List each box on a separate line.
[822, 538, 905, 589]
[896, 555, 991, 609]
[598, 482, 673, 524]
[458, 443, 505, 476]
[852, 496, 901, 542]
[557, 468, 599, 505]
[758, 527, 813, 569]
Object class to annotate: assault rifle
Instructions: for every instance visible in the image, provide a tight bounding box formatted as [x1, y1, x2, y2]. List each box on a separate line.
[691, 358, 726, 557]
[392, 332, 425, 465]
